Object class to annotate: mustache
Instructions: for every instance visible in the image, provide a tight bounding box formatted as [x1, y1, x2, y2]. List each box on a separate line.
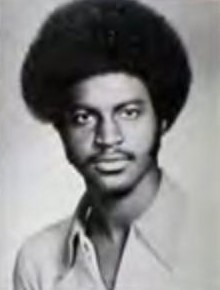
[87, 149, 135, 163]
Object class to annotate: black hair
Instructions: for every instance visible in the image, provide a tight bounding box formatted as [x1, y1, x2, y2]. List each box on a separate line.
[21, 0, 192, 130]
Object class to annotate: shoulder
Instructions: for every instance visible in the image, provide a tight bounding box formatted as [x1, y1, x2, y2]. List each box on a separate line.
[14, 216, 73, 289]
[18, 216, 72, 261]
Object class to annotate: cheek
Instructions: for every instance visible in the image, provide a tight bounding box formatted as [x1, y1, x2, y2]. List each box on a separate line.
[123, 118, 158, 153]
[61, 128, 95, 163]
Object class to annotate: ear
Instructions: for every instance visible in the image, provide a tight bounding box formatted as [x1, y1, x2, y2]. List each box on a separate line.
[53, 123, 76, 165]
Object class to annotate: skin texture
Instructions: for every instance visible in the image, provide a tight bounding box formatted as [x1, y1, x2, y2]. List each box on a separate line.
[59, 72, 159, 198]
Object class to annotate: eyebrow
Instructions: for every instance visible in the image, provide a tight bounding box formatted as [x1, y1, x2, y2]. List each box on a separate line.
[114, 99, 146, 111]
[67, 104, 97, 115]
[70, 98, 146, 113]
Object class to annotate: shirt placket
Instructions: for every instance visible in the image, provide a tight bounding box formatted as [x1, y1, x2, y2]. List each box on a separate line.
[78, 234, 107, 290]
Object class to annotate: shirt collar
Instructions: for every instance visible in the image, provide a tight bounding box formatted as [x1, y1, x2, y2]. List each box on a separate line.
[65, 171, 186, 271]
[134, 172, 186, 271]
[64, 194, 91, 267]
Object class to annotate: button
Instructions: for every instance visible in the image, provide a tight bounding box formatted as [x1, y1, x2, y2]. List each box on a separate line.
[84, 242, 89, 252]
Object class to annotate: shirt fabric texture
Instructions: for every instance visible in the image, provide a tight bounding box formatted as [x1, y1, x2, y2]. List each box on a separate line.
[14, 173, 187, 290]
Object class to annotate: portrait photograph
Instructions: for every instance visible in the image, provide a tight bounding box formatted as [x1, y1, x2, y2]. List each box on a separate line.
[1, 0, 220, 290]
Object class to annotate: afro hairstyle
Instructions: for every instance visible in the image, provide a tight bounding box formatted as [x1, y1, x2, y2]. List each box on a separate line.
[21, 0, 192, 129]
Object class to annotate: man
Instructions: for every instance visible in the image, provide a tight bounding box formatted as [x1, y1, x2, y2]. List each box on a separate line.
[14, 0, 192, 289]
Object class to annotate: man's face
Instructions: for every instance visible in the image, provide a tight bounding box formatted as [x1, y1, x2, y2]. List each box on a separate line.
[59, 73, 159, 197]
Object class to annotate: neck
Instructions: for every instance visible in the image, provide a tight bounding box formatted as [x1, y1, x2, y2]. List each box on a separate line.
[87, 167, 161, 238]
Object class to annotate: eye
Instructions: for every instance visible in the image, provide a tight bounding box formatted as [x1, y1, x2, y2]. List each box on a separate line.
[119, 105, 141, 120]
[69, 109, 96, 126]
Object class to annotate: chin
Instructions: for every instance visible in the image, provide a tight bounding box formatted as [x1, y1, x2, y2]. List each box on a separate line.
[85, 171, 141, 200]
[94, 184, 134, 202]
[82, 158, 156, 199]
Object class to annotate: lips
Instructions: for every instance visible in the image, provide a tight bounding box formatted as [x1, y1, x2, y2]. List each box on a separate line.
[90, 154, 130, 173]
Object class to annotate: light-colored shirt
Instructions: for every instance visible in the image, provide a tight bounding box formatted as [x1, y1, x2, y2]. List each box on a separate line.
[14, 173, 188, 290]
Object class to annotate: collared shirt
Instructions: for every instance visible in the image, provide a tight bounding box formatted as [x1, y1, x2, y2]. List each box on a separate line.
[14, 173, 187, 290]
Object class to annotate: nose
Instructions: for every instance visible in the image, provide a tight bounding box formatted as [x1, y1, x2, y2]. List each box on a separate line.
[95, 116, 123, 148]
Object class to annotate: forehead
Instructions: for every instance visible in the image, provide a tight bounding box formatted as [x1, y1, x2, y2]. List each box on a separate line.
[69, 72, 151, 108]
